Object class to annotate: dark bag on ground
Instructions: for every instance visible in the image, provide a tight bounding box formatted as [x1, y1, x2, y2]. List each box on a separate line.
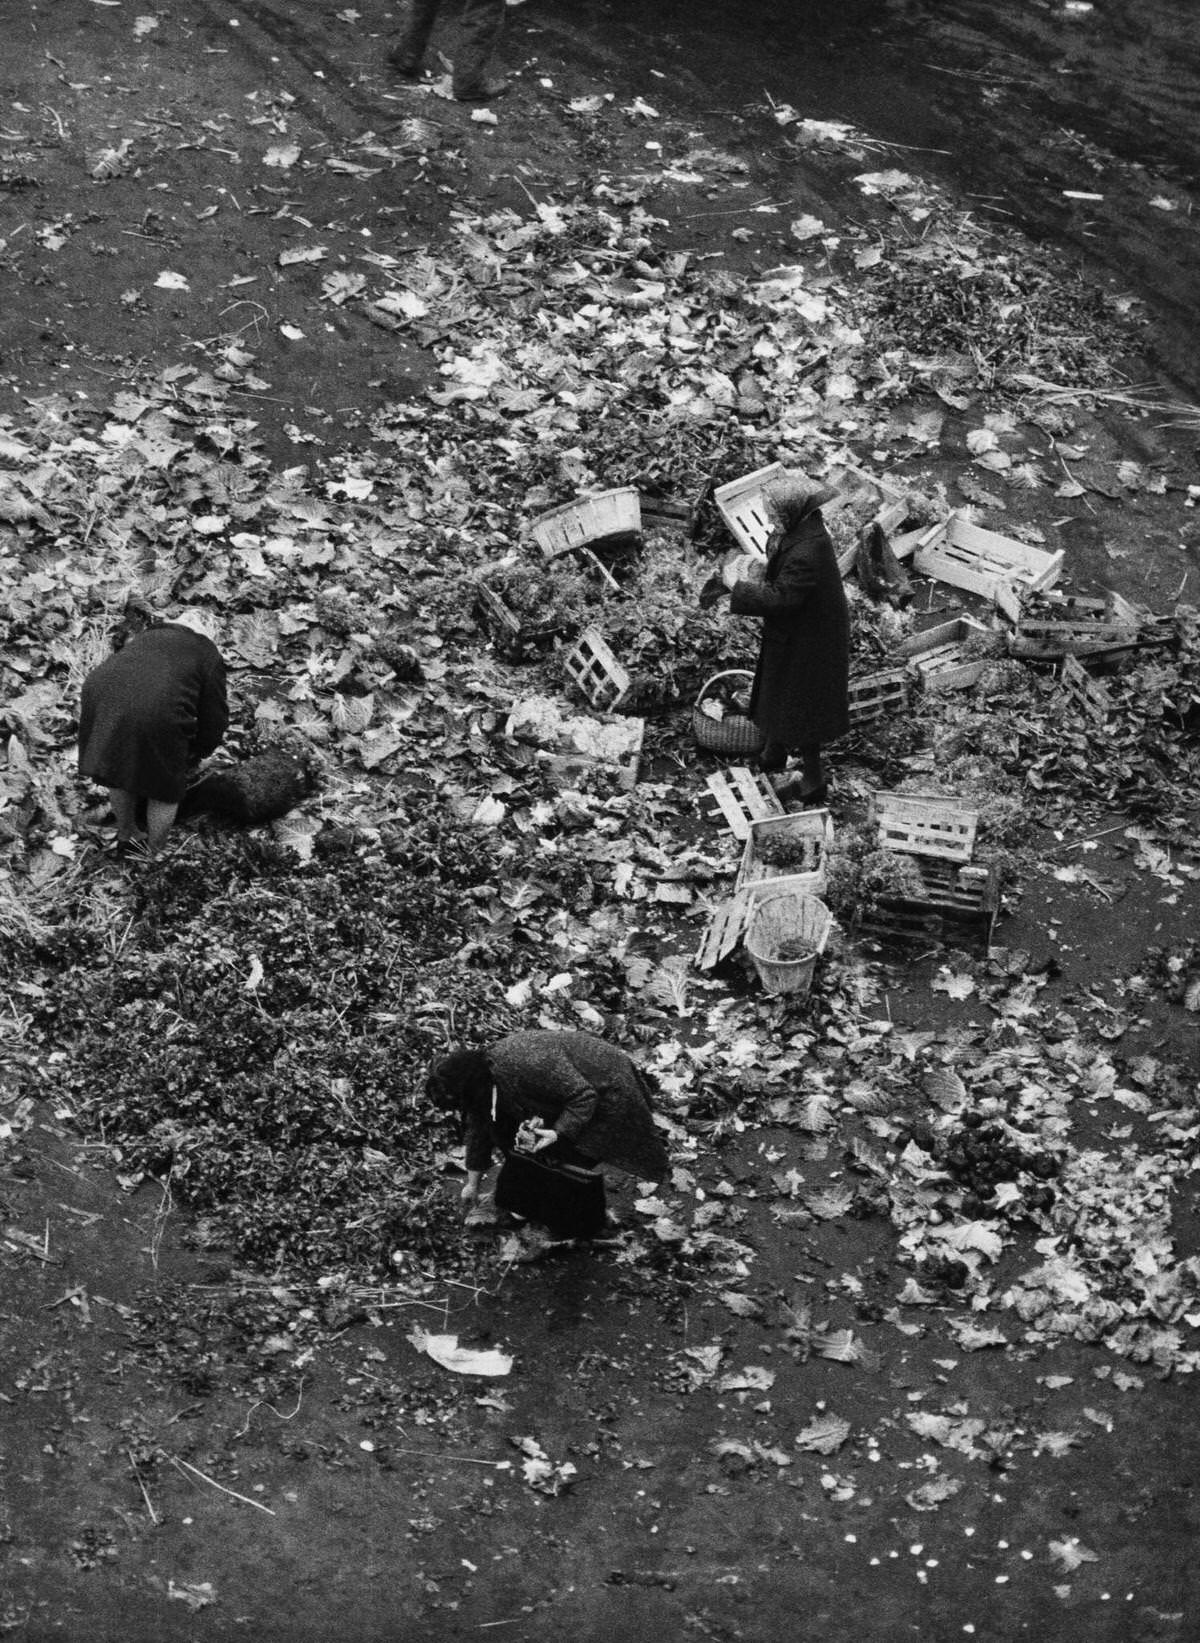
[494, 1152, 607, 1239]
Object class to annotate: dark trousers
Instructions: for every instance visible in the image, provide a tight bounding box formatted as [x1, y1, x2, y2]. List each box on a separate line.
[393, 0, 504, 97]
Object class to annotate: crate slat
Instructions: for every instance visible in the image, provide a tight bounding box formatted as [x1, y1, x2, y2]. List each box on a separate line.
[1059, 653, 1112, 722]
[695, 889, 755, 971]
[704, 766, 784, 840]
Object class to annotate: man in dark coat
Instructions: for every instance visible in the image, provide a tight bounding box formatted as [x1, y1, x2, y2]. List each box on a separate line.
[427, 1031, 670, 1213]
[78, 621, 229, 855]
[724, 481, 850, 800]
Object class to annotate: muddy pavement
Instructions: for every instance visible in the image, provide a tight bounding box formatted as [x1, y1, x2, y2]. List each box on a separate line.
[2, 2, 1200, 1641]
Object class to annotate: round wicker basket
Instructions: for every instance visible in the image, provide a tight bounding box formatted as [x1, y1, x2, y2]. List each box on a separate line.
[745, 891, 833, 997]
[691, 669, 763, 757]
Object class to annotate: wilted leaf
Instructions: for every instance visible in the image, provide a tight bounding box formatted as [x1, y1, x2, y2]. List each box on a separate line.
[718, 1291, 764, 1320]
[923, 1067, 967, 1110]
[264, 143, 301, 169]
[716, 1365, 775, 1393]
[794, 1413, 850, 1455]
[905, 1474, 963, 1511]
[804, 1186, 853, 1221]
[1048, 1537, 1099, 1572]
[408, 1329, 512, 1377]
[931, 967, 976, 1001]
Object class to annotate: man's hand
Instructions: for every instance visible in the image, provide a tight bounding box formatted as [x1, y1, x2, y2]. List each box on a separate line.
[516, 1120, 558, 1154]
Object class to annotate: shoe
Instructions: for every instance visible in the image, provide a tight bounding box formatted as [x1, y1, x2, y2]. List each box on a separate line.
[797, 783, 829, 808]
[387, 50, 422, 78]
[453, 76, 509, 102]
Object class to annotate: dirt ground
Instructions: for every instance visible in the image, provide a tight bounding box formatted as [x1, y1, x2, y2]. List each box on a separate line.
[2, 2, 1200, 1640]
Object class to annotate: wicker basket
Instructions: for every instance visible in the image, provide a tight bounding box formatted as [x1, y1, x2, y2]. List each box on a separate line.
[530, 488, 641, 558]
[745, 891, 833, 997]
[691, 670, 763, 756]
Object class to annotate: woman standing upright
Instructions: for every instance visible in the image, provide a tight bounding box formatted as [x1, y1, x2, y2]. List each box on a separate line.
[78, 617, 229, 856]
[723, 479, 850, 802]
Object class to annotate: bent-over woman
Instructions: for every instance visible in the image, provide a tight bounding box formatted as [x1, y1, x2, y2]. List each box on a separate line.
[427, 1029, 670, 1213]
[79, 621, 229, 855]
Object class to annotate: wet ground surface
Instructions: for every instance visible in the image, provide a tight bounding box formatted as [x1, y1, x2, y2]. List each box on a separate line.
[2, 1, 1200, 1640]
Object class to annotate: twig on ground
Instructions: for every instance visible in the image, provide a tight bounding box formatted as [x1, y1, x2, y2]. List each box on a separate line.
[169, 1455, 277, 1515]
[127, 1450, 159, 1524]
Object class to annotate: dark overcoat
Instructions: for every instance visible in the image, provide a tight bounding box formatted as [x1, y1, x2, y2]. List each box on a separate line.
[78, 624, 229, 802]
[729, 508, 850, 748]
[465, 1030, 669, 1182]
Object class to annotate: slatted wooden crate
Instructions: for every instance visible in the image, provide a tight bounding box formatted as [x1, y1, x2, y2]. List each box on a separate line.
[703, 766, 784, 840]
[474, 580, 563, 659]
[562, 626, 631, 712]
[1011, 590, 1143, 661]
[848, 668, 910, 727]
[1059, 653, 1112, 722]
[714, 462, 909, 577]
[872, 792, 979, 863]
[736, 809, 833, 900]
[856, 859, 998, 952]
[898, 616, 995, 692]
[910, 514, 1064, 622]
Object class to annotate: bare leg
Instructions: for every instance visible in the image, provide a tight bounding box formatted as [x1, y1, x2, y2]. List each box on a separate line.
[145, 799, 179, 855]
[106, 788, 140, 843]
[799, 744, 824, 792]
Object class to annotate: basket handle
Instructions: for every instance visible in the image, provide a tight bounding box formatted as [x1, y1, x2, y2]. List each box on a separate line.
[696, 668, 755, 706]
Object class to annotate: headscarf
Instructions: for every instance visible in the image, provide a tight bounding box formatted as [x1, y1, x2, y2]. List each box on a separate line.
[426, 1047, 491, 1125]
[765, 477, 839, 533]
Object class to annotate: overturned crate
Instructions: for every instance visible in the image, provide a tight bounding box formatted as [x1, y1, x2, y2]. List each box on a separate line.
[904, 513, 1064, 622]
[474, 580, 563, 660]
[898, 615, 996, 693]
[856, 792, 996, 952]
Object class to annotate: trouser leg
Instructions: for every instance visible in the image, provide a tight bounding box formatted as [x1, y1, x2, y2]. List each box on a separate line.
[759, 739, 790, 772]
[391, 0, 441, 70]
[799, 744, 823, 789]
[451, 0, 504, 96]
[145, 799, 179, 854]
[106, 788, 139, 842]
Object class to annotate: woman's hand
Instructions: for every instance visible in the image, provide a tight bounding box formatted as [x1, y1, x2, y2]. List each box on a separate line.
[516, 1119, 558, 1154]
[721, 551, 761, 591]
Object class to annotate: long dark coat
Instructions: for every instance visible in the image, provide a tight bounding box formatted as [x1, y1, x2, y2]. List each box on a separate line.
[729, 508, 850, 749]
[464, 1031, 669, 1182]
[78, 624, 229, 803]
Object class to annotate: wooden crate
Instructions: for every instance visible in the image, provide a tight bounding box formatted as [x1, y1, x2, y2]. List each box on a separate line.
[856, 859, 998, 953]
[713, 462, 790, 557]
[736, 809, 832, 900]
[872, 792, 979, 863]
[848, 668, 910, 727]
[715, 461, 909, 577]
[530, 487, 641, 557]
[704, 766, 784, 841]
[474, 581, 562, 659]
[911, 514, 1064, 621]
[898, 616, 994, 692]
[1059, 653, 1112, 723]
[1012, 590, 1142, 660]
[562, 626, 631, 712]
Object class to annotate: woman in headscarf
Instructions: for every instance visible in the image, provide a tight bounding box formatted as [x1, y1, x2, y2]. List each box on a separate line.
[722, 478, 850, 802]
[78, 616, 229, 856]
[427, 1030, 669, 1214]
